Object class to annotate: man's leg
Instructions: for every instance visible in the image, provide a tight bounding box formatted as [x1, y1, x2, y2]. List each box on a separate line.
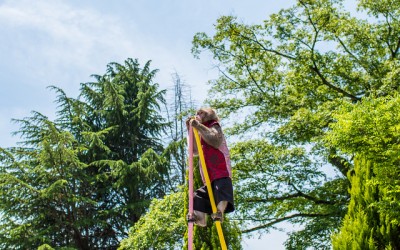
[192, 185, 212, 227]
[211, 200, 228, 221]
[217, 200, 228, 213]
[193, 210, 207, 227]
[211, 177, 234, 222]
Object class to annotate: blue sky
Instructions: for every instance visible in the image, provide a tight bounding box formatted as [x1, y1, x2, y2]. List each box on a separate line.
[0, 0, 298, 248]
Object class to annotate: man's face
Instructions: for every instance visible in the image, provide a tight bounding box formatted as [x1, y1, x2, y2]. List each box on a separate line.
[196, 109, 206, 122]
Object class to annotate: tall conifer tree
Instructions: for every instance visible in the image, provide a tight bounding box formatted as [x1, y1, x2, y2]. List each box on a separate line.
[0, 58, 169, 249]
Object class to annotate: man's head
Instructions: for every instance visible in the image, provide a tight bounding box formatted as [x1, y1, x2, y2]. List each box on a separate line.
[196, 108, 219, 123]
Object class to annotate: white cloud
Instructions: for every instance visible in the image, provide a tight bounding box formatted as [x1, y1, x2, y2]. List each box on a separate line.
[0, 0, 211, 95]
[0, 0, 211, 147]
[0, 0, 136, 79]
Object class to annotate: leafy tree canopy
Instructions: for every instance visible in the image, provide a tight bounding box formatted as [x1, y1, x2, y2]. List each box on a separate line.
[119, 191, 186, 250]
[192, 0, 400, 248]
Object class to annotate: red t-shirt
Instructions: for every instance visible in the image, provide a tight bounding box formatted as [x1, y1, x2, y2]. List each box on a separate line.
[200, 120, 232, 183]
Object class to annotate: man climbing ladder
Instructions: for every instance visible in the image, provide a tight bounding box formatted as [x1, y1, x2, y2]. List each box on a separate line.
[186, 108, 235, 250]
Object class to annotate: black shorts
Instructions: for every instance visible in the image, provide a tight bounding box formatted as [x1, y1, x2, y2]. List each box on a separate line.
[193, 177, 234, 214]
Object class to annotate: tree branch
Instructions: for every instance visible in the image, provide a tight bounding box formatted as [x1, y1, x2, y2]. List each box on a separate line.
[228, 23, 297, 61]
[288, 182, 337, 205]
[298, 0, 361, 102]
[237, 42, 269, 97]
[246, 186, 337, 206]
[310, 61, 360, 102]
[336, 36, 373, 77]
[245, 193, 307, 203]
[241, 212, 334, 234]
[327, 148, 352, 177]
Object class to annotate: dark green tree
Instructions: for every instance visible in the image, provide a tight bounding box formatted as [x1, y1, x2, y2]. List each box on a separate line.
[0, 58, 170, 249]
[192, 0, 400, 248]
[74, 58, 169, 226]
[0, 117, 92, 249]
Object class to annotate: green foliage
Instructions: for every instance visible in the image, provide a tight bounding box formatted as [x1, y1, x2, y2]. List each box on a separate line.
[183, 157, 242, 250]
[0, 58, 171, 249]
[326, 96, 400, 249]
[192, 0, 400, 248]
[331, 157, 400, 249]
[331, 157, 378, 249]
[119, 157, 242, 250]
[231, 139, 347, 249]
[38, 244, 55, 250]
[118, 191, 186, 250]
[189, 157, 243, 250]
[326, 95, 400, 222]
[0, 118, 89, 249]
[326, 95, 400, 161]
[192, 219, 242, 250]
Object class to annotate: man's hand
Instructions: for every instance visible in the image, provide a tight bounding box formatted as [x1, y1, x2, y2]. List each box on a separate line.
[186, 116, 200, 128]
[186, 117, 192, 128]
[190, 119, 200, 128]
